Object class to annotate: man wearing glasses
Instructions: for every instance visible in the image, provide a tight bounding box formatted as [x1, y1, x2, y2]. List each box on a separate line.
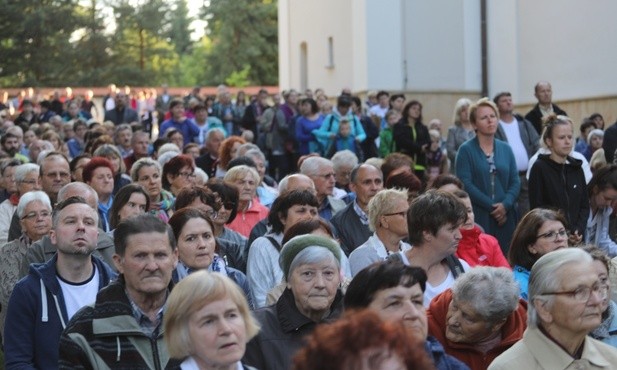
[299, 156, 345, 221]
[489, 248, 617, 369]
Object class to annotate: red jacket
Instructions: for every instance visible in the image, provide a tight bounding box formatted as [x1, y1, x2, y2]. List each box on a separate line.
[427, 289, 527, 370]
[227, 198, 270, 238]
[456, 226, 510, 268]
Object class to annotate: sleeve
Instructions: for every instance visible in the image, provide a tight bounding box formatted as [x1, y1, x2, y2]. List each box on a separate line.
[574, 175, 590, 235]
[243, 334, 267, 370]
[393, 123, 423, 157]
[4, 281, 38, 370]
[500, 145, 521, 211]
[246, 238, 281, 308]
[352, 117, 366, 142]
[312, 115, 334, 141]
[295, 118, 312, 144]
[58, 310, 92, 370]
[158, 121, 168, 137]
[527, 161, 544, 210]
[455, 144, 494, 211]
[602, 126, 617, 163]
[188, 120, 201, 139]
[378, 130, 390, 158]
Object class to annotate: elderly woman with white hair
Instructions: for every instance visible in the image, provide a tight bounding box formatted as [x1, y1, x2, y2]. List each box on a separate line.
[427, 266, 527, 370]
[0, 191, 52, 336]
[0, 162, 40, 245]
[244, 234, 345, 370]
[489, 248, 617, 369]
[223, 165, 269, 238]
[244, 148, 278, 207]
[349, 188, 412, 276]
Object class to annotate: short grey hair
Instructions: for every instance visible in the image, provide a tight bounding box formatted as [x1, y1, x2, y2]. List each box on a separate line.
[300, 157, 333, 177]
[1, 158, 22, 175]
[94, 144, 126, 174]
[131, 157, 162, 182]
[158, 150, 179, 167]
[206, 127, 226, 141]
[16, 191, 51, 218]
[194, 167, 208, 184]
[237, 143, 261, 158]
[288, 246, 341, 278]
[158, 143, 181, 157]
[331, 150, 359, 171]
[57, 182, 99, 207]
[452, 266, 520, 324]
[245, 148, 266, 163]
[15, 163, 40, 183]
[367, 188, 408, 232]
[278, 173, 314, 194]
[528, 248, 592, 327]
[587, 129, 604, 145]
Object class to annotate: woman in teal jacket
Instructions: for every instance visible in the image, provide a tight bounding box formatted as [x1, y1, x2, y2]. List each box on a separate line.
[455, 98, 520, 253]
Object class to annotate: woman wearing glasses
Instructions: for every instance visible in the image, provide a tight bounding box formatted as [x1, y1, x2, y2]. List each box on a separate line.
[529, 114, 589, 244]
[0, 191, 52, 338]
[508, 208, 569, 300]
[349, 188, 412, 276]
[455, 98, 520, 254]
[162, 154, 196, 197]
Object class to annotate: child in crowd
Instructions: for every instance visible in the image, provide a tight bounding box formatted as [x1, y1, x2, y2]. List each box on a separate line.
[453, 189, 510, 268]
[378, 110, 400, 158]
[328, 118, 360, 158]
[425, 129, 448, 181]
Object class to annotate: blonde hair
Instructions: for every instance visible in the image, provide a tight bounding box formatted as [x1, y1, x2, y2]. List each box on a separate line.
[469, 98, 499, 124]
[367, 188, 408, 232]
[164, 271, 260, 359]
[452, 97, 473, 125]
[223, 165, 260, 185]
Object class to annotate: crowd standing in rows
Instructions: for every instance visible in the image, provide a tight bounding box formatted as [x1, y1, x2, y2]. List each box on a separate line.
[1, 82, 617, 369]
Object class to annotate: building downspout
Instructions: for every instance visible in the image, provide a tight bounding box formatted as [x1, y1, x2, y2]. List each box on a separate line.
[480, 0, 488, 97]
[401, 0, 408, 91]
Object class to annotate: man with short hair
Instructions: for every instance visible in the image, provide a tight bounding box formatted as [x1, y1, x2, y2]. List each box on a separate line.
[368, 90, 390, 119]
[331, 163, 384, 255]
[5, 197, 116, 369]
[59, 214, 181, 369]
[2, 131, 28, 163]
[40, 152, 71, 204]
[123, 131, 150, 173]
[159, 98, 200, 146]
[195, 127, 226, 178]
[494, 92, 540, 216]
[114, 123, 134, 158]
[192, 103, 225, 145]
[300, 156, 346, 221]
[103, 91, 139, 126]
[19, 182, 117, 277]
[524, 81, 567, 135]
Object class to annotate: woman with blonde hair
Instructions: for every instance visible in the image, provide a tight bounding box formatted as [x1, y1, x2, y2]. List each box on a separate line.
[446, 97, 474, 171]
[164, 270, 260, 370]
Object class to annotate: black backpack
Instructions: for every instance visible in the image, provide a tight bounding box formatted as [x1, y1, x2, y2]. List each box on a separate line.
[386, 253, 465, 278]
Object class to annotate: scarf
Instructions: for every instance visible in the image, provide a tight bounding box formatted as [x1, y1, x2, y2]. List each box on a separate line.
[149, 189, 175, 222]
[175, 255, 228, 281]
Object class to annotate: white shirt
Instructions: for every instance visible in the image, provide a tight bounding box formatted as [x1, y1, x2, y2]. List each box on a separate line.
[499, 118, 529, 171]
[58, 265, 99, 319]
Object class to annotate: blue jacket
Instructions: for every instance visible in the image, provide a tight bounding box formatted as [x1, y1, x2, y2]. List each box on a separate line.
[513, 265, 531, 300]
[426, 336, 470, 370]
[159, 118, 200, 146]
[4, 254, 116, 370]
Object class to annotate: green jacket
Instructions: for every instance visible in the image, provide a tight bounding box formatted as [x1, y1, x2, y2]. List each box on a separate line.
[379, 127, 396, 158]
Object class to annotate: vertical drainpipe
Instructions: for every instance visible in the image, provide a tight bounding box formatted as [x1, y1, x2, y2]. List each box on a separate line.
[401, 0, 408, 91]
[480, 0, 488, 97]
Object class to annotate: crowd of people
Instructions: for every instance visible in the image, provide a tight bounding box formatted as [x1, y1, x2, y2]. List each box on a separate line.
[1, 81, 617, 369]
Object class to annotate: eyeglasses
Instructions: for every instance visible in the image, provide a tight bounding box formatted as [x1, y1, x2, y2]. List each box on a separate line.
[19, 179, 40, 186]
[315, 172, 336, 180]
[44, 172, 70, 180]
[543, 283, 608, 302]
[383, 210, 408, 217]
[536, 229, 568, 241]
[21, 211, 51, 221]
[178, 171, 196, 179]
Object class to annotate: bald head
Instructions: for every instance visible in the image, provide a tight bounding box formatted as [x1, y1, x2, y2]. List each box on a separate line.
[278, 173, 315, 194]
[57, 182, 98, 209]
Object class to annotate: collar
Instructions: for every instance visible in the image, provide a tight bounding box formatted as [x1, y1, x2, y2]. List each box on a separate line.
[352, 200, 369, 225]
[276, 288, 343, 333]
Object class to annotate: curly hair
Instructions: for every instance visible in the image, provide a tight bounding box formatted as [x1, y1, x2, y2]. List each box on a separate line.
[292, 309, 434, 370]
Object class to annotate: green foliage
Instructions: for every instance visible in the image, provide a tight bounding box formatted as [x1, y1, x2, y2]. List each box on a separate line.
[0, 0, 278, 87]
[201, 0, 278, 86]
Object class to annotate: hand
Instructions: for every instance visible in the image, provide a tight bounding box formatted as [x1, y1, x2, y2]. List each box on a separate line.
[568, 231, 582, 245]
[491, 203, 507, 226]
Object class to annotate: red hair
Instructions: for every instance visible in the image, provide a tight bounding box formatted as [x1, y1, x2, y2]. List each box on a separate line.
[293, 309, 434, 370]
[82, 156, 115, 183]
[218, 136, 246, 170]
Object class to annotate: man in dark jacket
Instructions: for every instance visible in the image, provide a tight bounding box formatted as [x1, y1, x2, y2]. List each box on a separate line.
[331, 164, 383, 255]
[103, 91, 139, 126]
[59, 214, 181, 369]
[4, 197, 116, 370]
[524, 81, 567, 135]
